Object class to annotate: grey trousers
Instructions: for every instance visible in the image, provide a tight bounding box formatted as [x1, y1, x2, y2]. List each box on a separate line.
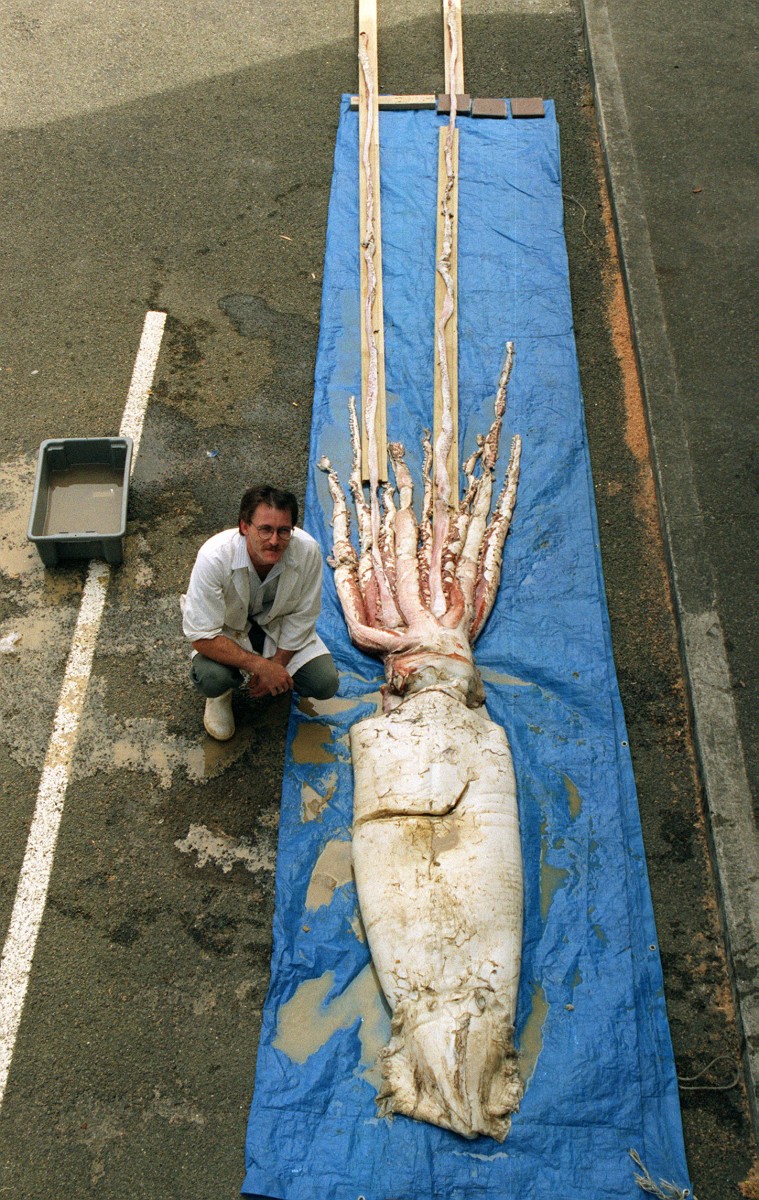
[191, 624, 339, 701]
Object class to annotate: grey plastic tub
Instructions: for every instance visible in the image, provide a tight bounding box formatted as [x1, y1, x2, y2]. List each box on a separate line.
[28, 437, 133, 566]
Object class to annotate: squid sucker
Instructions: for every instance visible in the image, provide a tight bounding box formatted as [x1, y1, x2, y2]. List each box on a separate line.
[319, 343, 524, 1142]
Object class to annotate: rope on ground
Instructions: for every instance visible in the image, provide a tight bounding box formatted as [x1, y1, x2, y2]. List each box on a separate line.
[630, 1149, 697, 1200]
[677, 1053, 741, 1091]
[562, 192, 595, 246]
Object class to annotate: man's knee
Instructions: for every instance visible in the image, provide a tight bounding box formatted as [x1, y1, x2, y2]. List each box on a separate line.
[294, 654, 339, 700]
[307, 669, 340, 701]
[191, 654, 241, 698]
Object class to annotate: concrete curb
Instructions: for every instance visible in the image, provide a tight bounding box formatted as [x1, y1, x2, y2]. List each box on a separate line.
[578, 0, 759, 1140]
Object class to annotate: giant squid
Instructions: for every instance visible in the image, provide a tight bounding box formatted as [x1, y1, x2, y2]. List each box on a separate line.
[315, 2, 524, 1143]
[318, 342, 522, 1142]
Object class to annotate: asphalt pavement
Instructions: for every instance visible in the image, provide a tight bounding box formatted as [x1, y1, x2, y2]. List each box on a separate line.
[0, 3, 755, 1197]
[580, 0, 759, 1150]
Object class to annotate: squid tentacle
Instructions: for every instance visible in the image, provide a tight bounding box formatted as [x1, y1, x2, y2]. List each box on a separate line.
[439, 438, 483, 603]
[440, 342, 516, 615]
[330, 31, 519, 658]
[418, 429, 434, 608]
[379, 478, 398, 600]
[481, 342, 515, 471]
[319, 455, 370, 634]
[347, 398, 373, 553]
[388, 442, 426, 627]
[454, 468, 495, 630]
[345, 395, 383, 626]
[319, 455, 413, 654]
[470, 435, 522, 642]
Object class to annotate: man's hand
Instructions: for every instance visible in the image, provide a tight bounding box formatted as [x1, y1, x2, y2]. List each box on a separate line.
[247, 657, 294, 698]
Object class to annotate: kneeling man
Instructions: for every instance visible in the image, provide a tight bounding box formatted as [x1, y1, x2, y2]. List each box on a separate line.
[182, 484, 339, 740]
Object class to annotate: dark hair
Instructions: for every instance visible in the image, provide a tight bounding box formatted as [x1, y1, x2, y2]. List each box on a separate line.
[238, 485, 298, 530]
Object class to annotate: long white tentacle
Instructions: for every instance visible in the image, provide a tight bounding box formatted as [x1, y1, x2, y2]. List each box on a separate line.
[470, 435, 522, 641]
[388, 442, 426, 626]
[347, 395, 375, 605]
[319, 456, 414, 654]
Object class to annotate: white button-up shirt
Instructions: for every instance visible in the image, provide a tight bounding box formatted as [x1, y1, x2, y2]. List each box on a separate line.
[247, 557, 283, 621]
[181, 527, 328, 673]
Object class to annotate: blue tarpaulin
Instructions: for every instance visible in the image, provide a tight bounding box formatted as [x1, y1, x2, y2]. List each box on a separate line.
[242, 98, 691, 1200]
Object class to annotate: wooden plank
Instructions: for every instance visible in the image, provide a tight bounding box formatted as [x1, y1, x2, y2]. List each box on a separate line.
[358, 0, 387, 482]
[433, 2, 464, 504]
[442, 0, 465, 95]
[349, 93, 437, 110]
[432, 125, 459, 494]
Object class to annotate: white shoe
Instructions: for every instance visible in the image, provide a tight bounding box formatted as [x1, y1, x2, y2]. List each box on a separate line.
[203, 690, 235, 740]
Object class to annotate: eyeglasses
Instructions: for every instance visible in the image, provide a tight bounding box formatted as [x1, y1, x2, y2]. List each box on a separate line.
[251, 523, 293, 542]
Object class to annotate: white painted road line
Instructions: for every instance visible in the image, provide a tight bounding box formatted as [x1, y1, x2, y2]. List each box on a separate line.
[119, 309, 168, 459]
[0, 310, 167, 1109]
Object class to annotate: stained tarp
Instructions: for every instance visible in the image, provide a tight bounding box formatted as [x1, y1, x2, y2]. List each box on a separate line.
[242, 98, 691, 1200]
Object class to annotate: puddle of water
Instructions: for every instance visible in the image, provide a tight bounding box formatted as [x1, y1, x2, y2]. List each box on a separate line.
[53, 678, 263, 791]
[563, 773, 582, 819]
[112, 738, 176, 788]
[298, 690, 383, 720]
[0, 457, 44, 578]
[291, 720, 336, 764]
[42, 465, 124, 535]
[8, 606, 70, 652]
[305, 839, 353, 910]
[298, 694, 360, 718]
[41, 570, 84, 604]
[273, 962, 390, 1088]
[79, 705, 213, 790]
[517, 980, 549, 1085]
[539, 816, 569, 923]
[192, 988, 217, 1016]
[301, 771, 337, 822]
[174, 823, 274, 874]
[480, 666, 534, 688]
[540, 859, 569, 923]
[587, 905, 608, 946]
[200, 726, 254, 778]
[150, 1087, 206, 1128]
[146, 743, 172, 785]
[592, 923, 608, 946]
[123, 551, 154, 590]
